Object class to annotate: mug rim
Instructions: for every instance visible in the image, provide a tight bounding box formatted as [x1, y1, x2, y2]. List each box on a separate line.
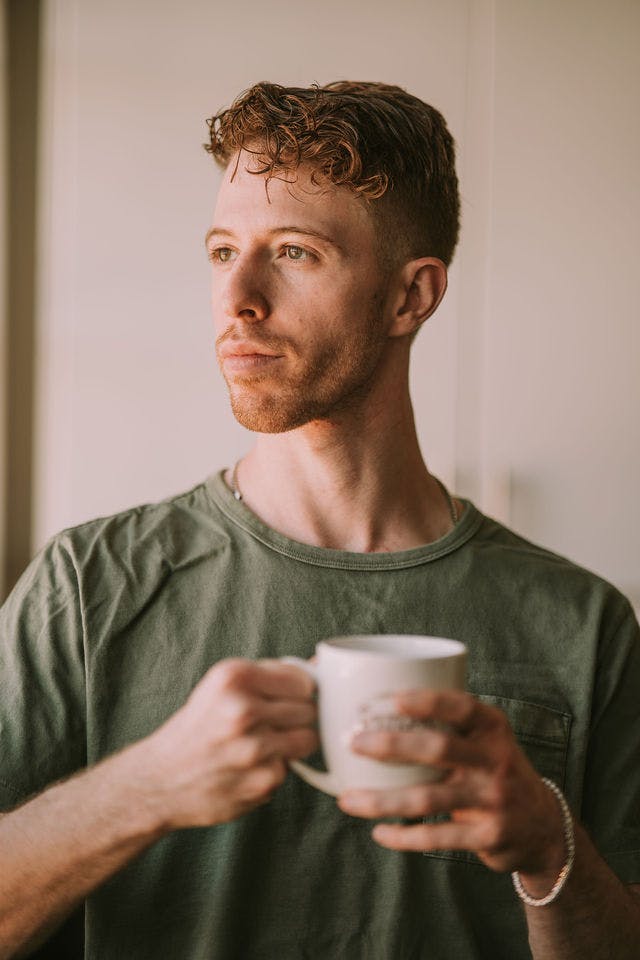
[318, 634, 466, 659]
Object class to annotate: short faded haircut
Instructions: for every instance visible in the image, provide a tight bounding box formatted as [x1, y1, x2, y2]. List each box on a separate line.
[205, 81, 460, 267]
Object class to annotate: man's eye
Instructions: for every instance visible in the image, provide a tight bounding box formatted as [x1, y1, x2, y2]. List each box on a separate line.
[210, 247, 235, 263]
[283, 245, 311, 261]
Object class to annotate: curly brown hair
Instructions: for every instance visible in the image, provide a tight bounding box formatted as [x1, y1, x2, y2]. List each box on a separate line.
[205, 81, 460, 267]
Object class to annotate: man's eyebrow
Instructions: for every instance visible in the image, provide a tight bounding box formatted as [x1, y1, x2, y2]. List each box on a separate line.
[204, 227, 233, 249]
[269, 226, 342, 249]
[204, 225, 342, 251]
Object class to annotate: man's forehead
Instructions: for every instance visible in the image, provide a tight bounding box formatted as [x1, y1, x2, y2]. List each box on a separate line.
[212, 152, 372, 237]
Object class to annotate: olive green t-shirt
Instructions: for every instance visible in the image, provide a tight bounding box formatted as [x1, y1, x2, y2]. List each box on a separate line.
[1, 472, 639, 959]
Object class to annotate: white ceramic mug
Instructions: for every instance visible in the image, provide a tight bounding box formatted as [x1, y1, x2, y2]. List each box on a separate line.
[283, 634, 467, 796]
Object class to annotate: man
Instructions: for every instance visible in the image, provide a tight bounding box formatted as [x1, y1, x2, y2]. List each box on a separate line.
[0, 81, 639, 959]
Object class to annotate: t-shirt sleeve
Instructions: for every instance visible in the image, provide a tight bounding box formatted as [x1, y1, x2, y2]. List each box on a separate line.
[580, 596, 640, 883]
[0, 536, 87, 810]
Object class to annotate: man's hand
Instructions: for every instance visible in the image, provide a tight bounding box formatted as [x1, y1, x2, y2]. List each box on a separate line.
[0, 658, 317, 957]
[337, 690, 566, 884]
[145, 658, 318, 830]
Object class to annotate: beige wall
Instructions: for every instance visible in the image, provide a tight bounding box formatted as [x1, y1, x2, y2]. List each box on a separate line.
[33, 0, 639, 606]
[481, 0, 640, 604]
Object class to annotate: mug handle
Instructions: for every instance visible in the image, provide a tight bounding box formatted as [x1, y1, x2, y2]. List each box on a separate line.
[281, 656, 341, 797]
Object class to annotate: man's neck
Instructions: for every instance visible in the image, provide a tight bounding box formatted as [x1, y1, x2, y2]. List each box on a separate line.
[227, 389, 459, 554]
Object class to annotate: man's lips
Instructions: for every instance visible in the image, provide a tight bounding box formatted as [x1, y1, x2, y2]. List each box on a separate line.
[218, 341, 284, 360]
[218, 343, 286, 375]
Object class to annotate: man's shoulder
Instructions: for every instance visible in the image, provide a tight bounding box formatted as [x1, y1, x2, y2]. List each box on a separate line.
[469, 508, 633, 623]
[32, 475, 232, 586]
[57, 481, 216, 545]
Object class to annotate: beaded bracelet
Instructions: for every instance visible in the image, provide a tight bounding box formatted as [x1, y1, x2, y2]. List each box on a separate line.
[511, 777, 575, 907]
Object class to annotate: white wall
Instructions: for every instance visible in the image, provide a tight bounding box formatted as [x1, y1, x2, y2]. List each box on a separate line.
[481, 0, 640, 604]
[35, 0, 639, 607]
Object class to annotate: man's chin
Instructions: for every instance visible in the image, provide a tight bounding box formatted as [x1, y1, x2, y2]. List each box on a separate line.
[229, 396, 315, 434]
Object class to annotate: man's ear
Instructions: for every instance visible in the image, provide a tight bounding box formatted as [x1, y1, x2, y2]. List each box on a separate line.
[388, 258, 448, 338]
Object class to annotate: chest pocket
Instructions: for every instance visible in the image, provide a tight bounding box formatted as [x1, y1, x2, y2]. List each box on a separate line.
[421, 694, 572, 865]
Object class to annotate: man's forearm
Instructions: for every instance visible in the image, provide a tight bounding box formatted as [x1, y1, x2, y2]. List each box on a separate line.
[0, 738, 168, 960]
[522, 820, 640, 959]
[0, 658, 318, 959]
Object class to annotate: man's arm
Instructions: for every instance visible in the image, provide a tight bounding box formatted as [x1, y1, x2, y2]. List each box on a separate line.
[337, 690, 640, 960]
[521, 829, 640, 958]
[0, 740, 167, 959]
[0, 659, 317, 960]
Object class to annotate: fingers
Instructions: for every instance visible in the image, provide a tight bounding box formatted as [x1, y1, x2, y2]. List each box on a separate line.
[250, 659, 317, 699]
[225, 726, 319, 770]
[272, 725, 319, 760]
[156, 658, 319, 830]
[194, 658, 317, 737]
[370, 818, 496, 853]
[338, 779, 479, 820]
[392, 690, 511, 739]
[348, 692, 512, 773]
[258, 698, 318, 730]
[350, 725, 482, 769]
[206, 657, 315, 701]
[217, 689, 317, 738]
[393, 690, 482, 731]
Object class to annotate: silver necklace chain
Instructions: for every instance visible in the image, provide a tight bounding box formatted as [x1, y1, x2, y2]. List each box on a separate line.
[434, 476, 459, 526]
[230, 460, 458, 527]
[231, 460, 243, 501]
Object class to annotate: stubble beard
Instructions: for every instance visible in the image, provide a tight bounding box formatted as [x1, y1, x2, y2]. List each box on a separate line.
[224, 294, 388, 434]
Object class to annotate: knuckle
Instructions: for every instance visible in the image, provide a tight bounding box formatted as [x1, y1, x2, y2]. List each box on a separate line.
[225, 697, 259, 736]
[215, 658, 254, 692]
[429, 732, 451, 764]
[234, 735, 265, 768]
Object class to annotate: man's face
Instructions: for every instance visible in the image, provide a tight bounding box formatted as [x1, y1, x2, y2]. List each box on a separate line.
[209, 153, 395, 434]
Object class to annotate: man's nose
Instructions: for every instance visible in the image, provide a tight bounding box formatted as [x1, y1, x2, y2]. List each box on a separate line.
[220, 259, 270, 322]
